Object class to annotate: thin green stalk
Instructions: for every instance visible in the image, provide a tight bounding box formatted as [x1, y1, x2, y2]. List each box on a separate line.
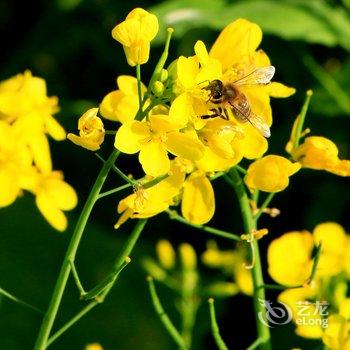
[0, 287, 42, 314]
[46, 302, 97, 346]
[293, 89, 313, 149]
[303, 54, 350, 114]
[98, 183, 131, 199]
[254, 193, 275, 222]
[228, 168, 271, 350]
[47, 219, 147, 346]
[247, 338, 262, 350]
[33, 149, 120, 350]
[235, 164, 247, 175]
[136, 64, 143, 120]
[95, 153, 136, 186]
[166, 209, 240, 241]
[146, 28, 174, 98]
[208, 299, 228, 350]
[147, 277, 187, 350]
[180, 269, 198, 348]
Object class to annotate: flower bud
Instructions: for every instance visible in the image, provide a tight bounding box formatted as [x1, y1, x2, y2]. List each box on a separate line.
[152, 81, 164, 97]
[205, 282, 239, 297]
[67, 108, 105, 151]
[156, 240, 175, 269]
[179, 243, 197, 270]
[160, 69, 168, 83]
[142, 258, 167, 281]
[112, 8, 159, 66]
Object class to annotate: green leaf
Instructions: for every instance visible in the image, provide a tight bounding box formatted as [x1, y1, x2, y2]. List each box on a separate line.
[150, 0, 350, 51]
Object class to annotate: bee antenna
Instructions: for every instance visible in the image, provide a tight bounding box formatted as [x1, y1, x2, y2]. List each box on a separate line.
[197, 79, 210, 87]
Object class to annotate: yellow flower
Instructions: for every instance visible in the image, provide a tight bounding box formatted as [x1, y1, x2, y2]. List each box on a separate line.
[114, 115, 205, 177]
[181, 170, 215, 225]
[291, 136, 350, 176]
[313, 222, 348, 276]
[209, 19, 295, 124]
[323, 315, 350, 349]
[99, 75, 147, 123]
[244, 155, 301, 193]
[201, 243, 253, 296]
[115, 162, 185, 228]
[26, 170, 78, 231]
[67, 108, 105, 151]
[268, 230, 314, 286]
[0, 121, 33, 207]
[278, 286, 323, 339]
[0, 71, 65, 173]
[112, 8, 159, 66]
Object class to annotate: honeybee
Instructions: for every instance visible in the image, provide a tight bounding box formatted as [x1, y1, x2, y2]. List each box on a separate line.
[201, 66, 275, 138]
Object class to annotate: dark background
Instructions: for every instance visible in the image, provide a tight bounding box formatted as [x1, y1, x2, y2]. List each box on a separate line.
[1, 0, 350, 349]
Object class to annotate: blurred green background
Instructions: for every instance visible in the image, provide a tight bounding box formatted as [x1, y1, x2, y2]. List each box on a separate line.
[1, 0, 350, 349]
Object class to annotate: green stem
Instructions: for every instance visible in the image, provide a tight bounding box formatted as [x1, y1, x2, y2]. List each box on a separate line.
[166, 209, 240, 241]
[293, 89, 313, 149]
[95, 153, 136, 186]
[147, 277, 187, 350]
[228, 168, 271, 350]
[254, 193, 275, 222]
[136, 64, 143, 120]
[146, 28, 174, 99]
[46, 220, 147, 346]
[0, 286, 42, 314]
[46, 302, 97, 347]
[208, 299, 228, 350]
[33, 149, 120, 350]
[235, 164, 247, 175]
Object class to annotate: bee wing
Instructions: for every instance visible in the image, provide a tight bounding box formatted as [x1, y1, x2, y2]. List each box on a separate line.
[233, 66, 275, 86]
[246, 111, 271, 138]
[229, 100, 271, 138]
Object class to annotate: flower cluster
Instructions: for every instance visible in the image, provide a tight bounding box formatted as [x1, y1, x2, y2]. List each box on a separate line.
[0, 71, 77, 231]
[268, 222, 350, 344]
[69, 8, 299, 226]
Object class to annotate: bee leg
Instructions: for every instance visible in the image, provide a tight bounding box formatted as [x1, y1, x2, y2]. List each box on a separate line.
[222, 109, 230, 120]
[201, 108, 221, 119]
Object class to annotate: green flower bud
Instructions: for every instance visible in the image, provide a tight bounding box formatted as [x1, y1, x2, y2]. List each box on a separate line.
[160, 69, 168, 83]
[152, 81, 164, 97]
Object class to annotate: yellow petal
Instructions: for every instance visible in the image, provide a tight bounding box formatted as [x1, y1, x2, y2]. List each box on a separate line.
[114, 121, 149, 154]
[245, 155, 301, 192]
[36, 194, 68, 231]
[45, 177, 78, 210]
[268, 230, 314, 286]
[177, 56, 199, 89]
[168, 94, 192, 129]
[139, 141, 170, 176]
[181, 171, 215, 225]
[99, 90, 123, 121]
[30, 133, 52, 174]
[149, 115, 178, 133]
[210, 19, 262, 71]
[0, 169, 21, 207]
[67, 134, 100, 151]
[240, 125, 268, 159]
[165, 131, 205, 161]
[45, 115, 66, 141]
[265, 82, 296, 98]
[194, 40, 209, 66]
[117, 75, 146, 96]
